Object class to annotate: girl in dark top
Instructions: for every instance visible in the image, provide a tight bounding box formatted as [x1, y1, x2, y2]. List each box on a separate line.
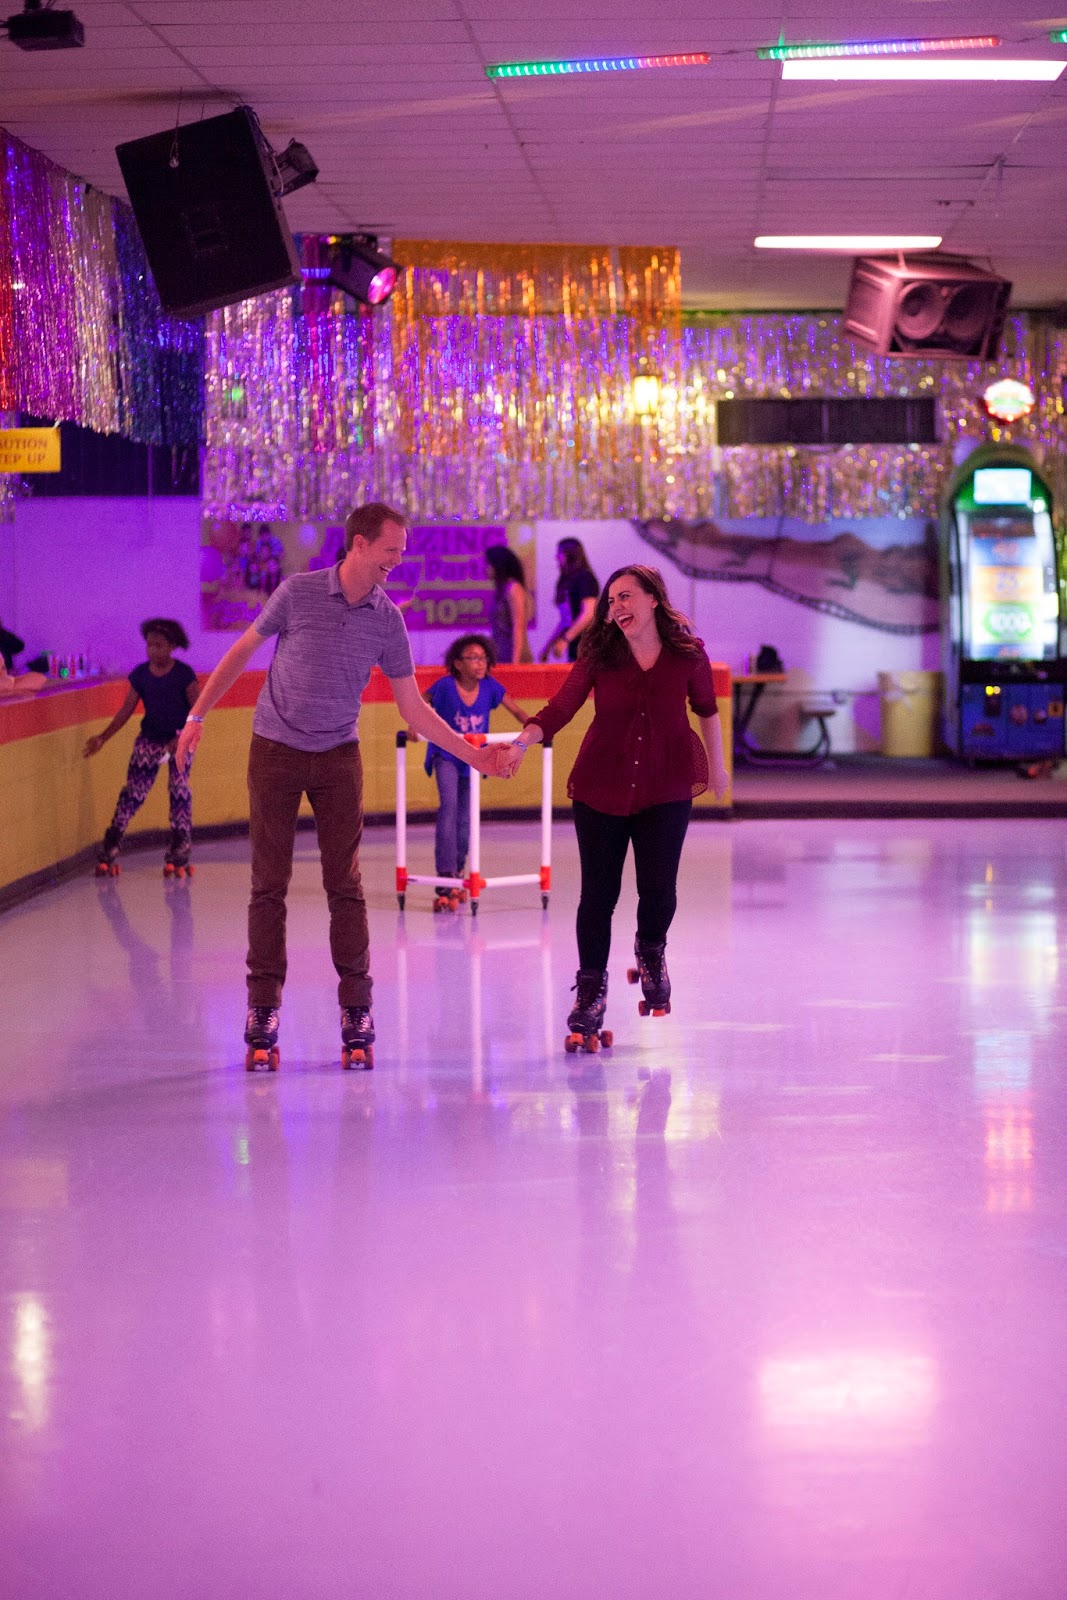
[540, 538, 600, 662]
[504, 565, 728, 1050]
[84, 619, 199, 878]
[420, 633, 527, 909]
[484, 544, 533, 665]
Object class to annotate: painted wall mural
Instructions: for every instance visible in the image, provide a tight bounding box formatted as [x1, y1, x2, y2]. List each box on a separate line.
[636, 516, 939, 634]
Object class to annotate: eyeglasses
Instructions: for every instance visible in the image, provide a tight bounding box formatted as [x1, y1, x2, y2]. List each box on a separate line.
[458, 652, 488, 663]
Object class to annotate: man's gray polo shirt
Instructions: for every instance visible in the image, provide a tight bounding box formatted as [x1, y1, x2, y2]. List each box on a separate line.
[252, 565, 414, 752]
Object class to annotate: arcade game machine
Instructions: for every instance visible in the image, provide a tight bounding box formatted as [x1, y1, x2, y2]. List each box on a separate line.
[942, 445, 1066, 765]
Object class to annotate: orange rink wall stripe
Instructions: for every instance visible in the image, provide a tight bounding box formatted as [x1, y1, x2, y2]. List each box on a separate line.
[0, 662, 732, 745]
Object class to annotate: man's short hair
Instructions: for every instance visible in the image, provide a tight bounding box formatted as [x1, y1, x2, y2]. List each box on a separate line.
[344, 502, 406, 551]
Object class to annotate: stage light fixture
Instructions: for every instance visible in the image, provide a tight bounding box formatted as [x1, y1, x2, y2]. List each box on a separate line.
[759, 36, 999, 61]
[273, 138, 319, 197]
[319, 235, 401, 307]
[3, 0, 83, 49]
[487, 52, 709, 79]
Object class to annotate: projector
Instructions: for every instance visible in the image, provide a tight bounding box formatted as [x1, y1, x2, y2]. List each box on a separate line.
[6, 3, 84, 50]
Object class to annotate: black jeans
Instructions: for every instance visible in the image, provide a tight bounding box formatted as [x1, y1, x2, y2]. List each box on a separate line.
[572, 798, 693, 971]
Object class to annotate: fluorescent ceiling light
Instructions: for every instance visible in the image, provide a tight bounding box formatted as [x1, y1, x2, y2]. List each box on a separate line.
[755, 235, 943, 251]
[782, 58, 1065, 81]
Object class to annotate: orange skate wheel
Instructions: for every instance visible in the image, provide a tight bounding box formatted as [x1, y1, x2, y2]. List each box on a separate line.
[342, 1046, 373, 1071]
[163, 863, 175, 878]
[268, 1048, 279, 1071]
[564, 1033, 581, 1054]
[638, 1001, 650, 1016]
[627, 967, 639, 985]
[584, 1033, 600, 1054]
[600, 1031, 613, 1048]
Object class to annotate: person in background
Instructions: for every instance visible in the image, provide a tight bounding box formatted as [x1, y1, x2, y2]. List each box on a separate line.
[540, 537, 599, 662]
[418, 634, 527, 911]
[83, 619, 199, 878]
[503, 565, 729, 1051]
[484, 544, 533, 665]
[0, 618, 25, 673]
[0, 663, 46, 696]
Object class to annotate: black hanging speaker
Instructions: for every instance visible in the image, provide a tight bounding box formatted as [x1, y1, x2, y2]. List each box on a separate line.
[116, 107, 301, 318]
[843, 254, 1011, 360]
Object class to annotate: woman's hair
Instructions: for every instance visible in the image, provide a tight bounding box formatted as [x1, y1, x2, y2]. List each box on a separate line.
[485, 544, 526, 589]
[444, 633, 497, 676]
[140, 618, 190, 651]
[554, 537, 594, 605]
[579, 565, 702, 670]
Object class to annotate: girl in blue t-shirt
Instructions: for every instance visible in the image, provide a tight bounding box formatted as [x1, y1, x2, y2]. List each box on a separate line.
[423, 634, 527, 910]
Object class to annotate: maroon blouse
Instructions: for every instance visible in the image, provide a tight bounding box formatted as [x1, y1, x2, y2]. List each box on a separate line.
[528, 645, 719, 816]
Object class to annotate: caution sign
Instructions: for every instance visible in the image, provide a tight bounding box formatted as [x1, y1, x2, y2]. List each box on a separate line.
[0, 428, 61, 473]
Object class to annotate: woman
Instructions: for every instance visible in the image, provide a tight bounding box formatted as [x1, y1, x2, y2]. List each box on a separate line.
[504, 565, 728, 1051]
[484, 544, 533, 665]
[540, 538, 599, 662]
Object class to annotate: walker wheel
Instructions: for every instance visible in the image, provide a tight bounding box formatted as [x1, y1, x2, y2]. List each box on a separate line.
[600, 1031, 613, 1049]
[627, 967, 639, 985]
[342, 1046, 374, 1071]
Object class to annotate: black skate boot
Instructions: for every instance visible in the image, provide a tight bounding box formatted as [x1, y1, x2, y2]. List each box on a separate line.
[95, 826, 121, 877]
[164, 828, 193, 880]
[627, 938, 671, 1016]
[340, 1005, 375, 1070]
[244, 1005, 280, 1072]
[564, 969, 613, 1055]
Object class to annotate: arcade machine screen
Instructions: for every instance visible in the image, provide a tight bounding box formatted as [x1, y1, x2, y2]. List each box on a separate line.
[960, 467, 1058, 661]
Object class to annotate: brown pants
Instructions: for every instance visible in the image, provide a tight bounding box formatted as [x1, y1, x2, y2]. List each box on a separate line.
[247, 734, 370, 1008]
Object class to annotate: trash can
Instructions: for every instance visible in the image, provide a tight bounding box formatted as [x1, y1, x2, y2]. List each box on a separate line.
[878, 670, 942, 757]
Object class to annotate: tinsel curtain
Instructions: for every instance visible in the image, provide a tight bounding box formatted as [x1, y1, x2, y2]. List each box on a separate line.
[0, 130, 203, 449]
[204, 241, 1067, 524]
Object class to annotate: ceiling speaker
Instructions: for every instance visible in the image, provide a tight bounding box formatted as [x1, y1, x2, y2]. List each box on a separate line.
[116, 107, 301, 318]
[843, 254, 1011, 360]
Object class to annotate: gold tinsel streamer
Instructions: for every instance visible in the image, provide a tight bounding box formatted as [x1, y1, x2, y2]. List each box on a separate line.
[203, 244, 1067, 526]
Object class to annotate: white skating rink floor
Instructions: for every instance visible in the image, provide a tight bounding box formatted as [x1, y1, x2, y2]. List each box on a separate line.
[2, 816, 1066, 1600]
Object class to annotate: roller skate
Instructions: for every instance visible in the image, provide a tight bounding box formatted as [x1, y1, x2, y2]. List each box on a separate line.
[433, 886, 461, 913]
[564, 969, 613, 1055]
[163, 831, 194, 880]
[627, 938, 671, 1016]
[340, 1005, 375, 1070]
[94, 827, 121, 877]
[244, 1005, 280, 1072]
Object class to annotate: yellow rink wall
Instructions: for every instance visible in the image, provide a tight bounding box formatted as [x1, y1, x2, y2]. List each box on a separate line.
[0, 665, 732, 898]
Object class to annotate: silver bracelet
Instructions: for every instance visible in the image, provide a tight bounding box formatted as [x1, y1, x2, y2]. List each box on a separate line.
[187, 714, 204, 724]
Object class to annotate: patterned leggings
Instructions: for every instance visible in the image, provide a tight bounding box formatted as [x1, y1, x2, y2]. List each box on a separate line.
[101, 735, 193, 864]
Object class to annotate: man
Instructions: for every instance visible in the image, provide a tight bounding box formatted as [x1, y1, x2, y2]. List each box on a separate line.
[175, 502, 509, 1071]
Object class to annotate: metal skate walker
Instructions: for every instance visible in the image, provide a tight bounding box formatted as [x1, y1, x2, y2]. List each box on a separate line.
[394, 730, 553, 914]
